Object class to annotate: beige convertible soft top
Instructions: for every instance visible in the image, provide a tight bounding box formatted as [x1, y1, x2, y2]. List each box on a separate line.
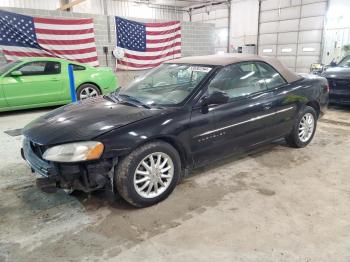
[165, 54, 301, 84]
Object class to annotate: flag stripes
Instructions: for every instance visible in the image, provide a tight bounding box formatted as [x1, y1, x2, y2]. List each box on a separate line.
[0, 10, 99, 66]
[116, 17, 181, 71]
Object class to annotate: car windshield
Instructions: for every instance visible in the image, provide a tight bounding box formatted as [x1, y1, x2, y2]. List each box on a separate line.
[0, 61, 21, 75]
[115, 63, 213, 107]
[337, 56, 350, 67]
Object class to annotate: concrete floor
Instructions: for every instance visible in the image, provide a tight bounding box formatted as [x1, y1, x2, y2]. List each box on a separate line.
[1, 106, 350, 262]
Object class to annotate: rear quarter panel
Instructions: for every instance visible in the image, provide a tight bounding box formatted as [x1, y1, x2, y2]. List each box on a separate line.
[75, 67, 118, 95]
[296, 74, 329, 114]
[49, 63, 118, 102]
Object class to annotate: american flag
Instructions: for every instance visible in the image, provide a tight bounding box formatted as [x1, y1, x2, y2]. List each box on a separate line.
[116, 17, 181, 70]
[0, 10, 99, 66]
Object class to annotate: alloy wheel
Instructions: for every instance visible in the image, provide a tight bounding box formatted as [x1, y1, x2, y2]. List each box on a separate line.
[133, 152, 174, 199]
[80, 87, 99, 100]
[298, 112, 315, 142]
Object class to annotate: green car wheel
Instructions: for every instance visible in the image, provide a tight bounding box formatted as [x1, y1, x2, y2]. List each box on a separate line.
[77, 84, 101, 100]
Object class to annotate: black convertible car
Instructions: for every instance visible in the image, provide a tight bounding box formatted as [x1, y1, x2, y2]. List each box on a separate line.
[22, 54, 329, 207]
[322, 55, 350, 105]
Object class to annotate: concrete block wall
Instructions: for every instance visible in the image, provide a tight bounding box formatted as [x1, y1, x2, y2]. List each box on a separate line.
[0, 7, 215, 86]
[191, 3, 229, 53]
[181, 21, 216, 56]
[258, 0, 327, 73]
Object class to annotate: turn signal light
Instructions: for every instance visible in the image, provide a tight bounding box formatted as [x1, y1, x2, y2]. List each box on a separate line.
[86, 143, 104, 160]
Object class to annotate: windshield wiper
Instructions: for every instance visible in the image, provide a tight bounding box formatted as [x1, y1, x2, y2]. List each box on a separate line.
[103, 90, 121, 103]
[118, 94, 151, 109]
[104, 95, 118, 103]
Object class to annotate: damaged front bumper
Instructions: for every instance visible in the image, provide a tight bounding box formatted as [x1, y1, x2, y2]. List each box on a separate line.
[21, 138, 117, 193]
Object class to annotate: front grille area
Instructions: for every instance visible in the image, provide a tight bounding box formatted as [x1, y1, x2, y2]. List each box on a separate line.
[328, 78, 350, 92]
[327, 78, 350, 104]
[23, 138, 55, 178]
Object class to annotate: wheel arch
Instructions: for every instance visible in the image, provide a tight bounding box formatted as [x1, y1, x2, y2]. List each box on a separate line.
[156, 136, 189, 169]
[124, 135, 191, 172]
[76, 82, 102, 93]
[306, 100, 320, 118]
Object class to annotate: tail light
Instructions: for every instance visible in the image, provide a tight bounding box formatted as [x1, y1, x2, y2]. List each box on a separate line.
[325, 84, 330, 93]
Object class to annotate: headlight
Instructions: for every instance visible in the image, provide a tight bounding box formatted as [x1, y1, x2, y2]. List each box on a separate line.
[43, 141, 104, 163]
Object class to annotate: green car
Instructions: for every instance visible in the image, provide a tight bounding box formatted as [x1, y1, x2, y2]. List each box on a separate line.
[0, 57, 117, 112]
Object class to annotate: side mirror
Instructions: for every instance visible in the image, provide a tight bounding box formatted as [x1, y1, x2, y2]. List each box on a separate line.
[10, 70, 22, 77]
[202, 91, 229, 106]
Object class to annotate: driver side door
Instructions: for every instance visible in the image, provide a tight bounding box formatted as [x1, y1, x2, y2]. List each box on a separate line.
[2, 61, 63, 107]
[189, 62, 274, 167]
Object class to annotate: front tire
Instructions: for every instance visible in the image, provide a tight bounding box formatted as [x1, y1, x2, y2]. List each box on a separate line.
[115, 141, 181, 207]
[76, 84, 101, 100]
[285, 106, 317, 148]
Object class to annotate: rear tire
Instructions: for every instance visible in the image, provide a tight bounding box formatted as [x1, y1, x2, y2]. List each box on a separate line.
[115, 141, 181, 207]
[285, 106, 317, 148]
[76, 83, 101, 100]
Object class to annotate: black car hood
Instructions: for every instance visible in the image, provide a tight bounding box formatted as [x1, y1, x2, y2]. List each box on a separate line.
[22, 96, 161, 145]
[322, 67, 350, 80]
